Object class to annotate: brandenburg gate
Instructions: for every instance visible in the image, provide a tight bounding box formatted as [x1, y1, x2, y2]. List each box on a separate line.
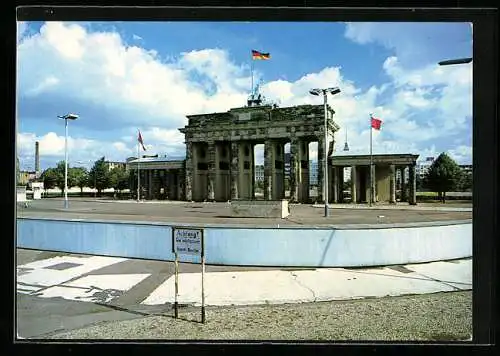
[179, 104, 340, 203]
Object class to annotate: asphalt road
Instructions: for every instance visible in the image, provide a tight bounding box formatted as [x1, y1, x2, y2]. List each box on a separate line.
[16, 248, 290, 339]
[17, 197, 472, 226]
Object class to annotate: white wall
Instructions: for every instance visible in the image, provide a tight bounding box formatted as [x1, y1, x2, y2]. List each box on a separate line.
[17, 218, 472, 268]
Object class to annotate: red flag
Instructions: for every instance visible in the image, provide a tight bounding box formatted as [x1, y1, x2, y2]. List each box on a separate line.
[138, 130, 146, 151]
[370, 116, 382, 130]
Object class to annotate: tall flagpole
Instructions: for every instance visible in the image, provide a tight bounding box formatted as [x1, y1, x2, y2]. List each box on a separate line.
[137, 132, 140, 202]
[251, 53, 254, 95]
[369, 114, 373, 207]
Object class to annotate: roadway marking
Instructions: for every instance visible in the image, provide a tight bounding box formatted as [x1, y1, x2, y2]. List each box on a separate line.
[17, 255, 150, 303]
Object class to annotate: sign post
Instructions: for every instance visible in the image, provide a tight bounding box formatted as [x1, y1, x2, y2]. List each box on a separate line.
[174, 250, 179, 319]
[201, 232, 205, 323]
[172, 226, 205, 323]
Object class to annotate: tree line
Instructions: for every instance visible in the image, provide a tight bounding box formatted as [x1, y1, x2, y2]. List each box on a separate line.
[26, 152, 471, 203]
[39, 157, 130, 196]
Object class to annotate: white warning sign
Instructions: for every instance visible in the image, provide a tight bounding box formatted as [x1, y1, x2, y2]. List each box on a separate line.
[173, 228, 203, 255]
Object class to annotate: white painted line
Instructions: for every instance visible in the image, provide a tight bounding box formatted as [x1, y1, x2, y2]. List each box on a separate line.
[16, 284, 43, 293]
[34, 274, 150, 303]
[17, 256, 92, 270]
[63, 274, 150, 291]
[17, 256, 127, 287]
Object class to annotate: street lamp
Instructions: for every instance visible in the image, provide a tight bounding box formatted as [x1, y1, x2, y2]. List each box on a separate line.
[58, 113, 79, 209]
[438, 57, 472, 66]
[309, 87, 341, 217]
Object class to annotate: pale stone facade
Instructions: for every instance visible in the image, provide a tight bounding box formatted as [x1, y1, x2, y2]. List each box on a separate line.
[329, 154, 419, 204]
[126, 105, 419, 205]
[179, 104, 340, 203]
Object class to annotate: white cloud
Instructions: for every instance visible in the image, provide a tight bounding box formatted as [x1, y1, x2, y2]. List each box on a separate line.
[132, 34, 143, 41]
[17, 21, 28, 42]
[447, 145, 473, 165]
[16, 132, 131, 167]
[25, 75, 60, 96]
[344, 22, 473, 68]
[17, 23, 252, 130]
[17, 22, 473, 170]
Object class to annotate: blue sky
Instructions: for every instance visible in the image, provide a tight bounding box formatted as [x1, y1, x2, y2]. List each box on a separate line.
[16, 21, 472, 171]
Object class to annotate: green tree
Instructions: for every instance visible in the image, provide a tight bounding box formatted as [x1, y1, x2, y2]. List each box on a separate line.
[457, 170, 473, 192]
[424, 153, 462, 203]
[71, 167, 88, 195]
[41, 168, 59, 192]
[52, 161, 77, 196]
[109, 166, 129, 197]
[89, 157, 111, 196]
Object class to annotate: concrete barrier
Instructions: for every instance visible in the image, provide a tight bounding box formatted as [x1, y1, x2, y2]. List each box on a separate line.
[230, 199, 289, 218]
[16, 217, 472, 267]
[17, 186, 27, 202]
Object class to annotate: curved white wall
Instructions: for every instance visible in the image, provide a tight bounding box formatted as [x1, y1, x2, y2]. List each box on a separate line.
[16, 218, 472, 267]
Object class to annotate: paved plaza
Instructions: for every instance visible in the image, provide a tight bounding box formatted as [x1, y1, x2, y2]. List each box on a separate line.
[16, 248, 471, 339]
[17, 197, 472, 227]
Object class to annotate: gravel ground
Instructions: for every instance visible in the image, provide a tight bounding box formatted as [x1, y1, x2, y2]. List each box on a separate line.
[47, 291, 472, 341]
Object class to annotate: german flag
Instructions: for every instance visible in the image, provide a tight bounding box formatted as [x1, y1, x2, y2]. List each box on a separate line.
[252, 49, 270, 60]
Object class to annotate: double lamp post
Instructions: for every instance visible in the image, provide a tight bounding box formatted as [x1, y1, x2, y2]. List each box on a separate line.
[309, 87, 341, 217]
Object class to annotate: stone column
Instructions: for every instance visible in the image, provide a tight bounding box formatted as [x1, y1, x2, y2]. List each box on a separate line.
[317, 137, 325, 203]
[289, 138, 299, 202]
[389, 164, 396, 204]
[185, 141, 193, 201]
[338, 167, 344, 203]
[409, 163, 417, 205]
[370, 164, 376, 204]
[272, 141, 285, 200]
[207, 141, 216, 201]
[400, 166, 407, 202]
[332, 166, 338, 203]
[251, 143, 256, 199]
[350, 165, 357, 203]
[178, 167, 185, 201]
[230, 142, 239, 200]
[147, 170, 152, 199]
[264, 140, 273, 200]
[298, 140, 310, 203]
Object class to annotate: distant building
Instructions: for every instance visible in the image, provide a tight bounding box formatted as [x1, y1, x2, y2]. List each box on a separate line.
[255, 165, 264, 182]
[18, 171, 37, 185]
[309, 161, 318, 186]
[459, 164, 473, 174]
[284, 152, 291, 179]
[105, 161, 126, 171]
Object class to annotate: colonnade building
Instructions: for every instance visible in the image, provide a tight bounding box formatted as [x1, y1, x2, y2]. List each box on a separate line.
[126, 104, 419, 204]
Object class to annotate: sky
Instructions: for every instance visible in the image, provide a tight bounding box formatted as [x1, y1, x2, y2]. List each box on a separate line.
[16, 21, 473, 171]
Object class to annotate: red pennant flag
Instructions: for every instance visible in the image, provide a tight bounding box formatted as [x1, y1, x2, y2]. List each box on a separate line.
[138, 130, 146, 151]
[370, 116, 382, 130]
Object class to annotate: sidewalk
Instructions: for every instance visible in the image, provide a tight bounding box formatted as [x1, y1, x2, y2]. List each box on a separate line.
[312, 203, 472, 212]
[141, 259, 472, 307]
[16, 249, 472, 308]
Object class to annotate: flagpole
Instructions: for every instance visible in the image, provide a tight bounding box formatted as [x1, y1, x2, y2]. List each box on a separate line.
[137, 131, 140, 202]
[369, 114, 373, 207]
[251, 53, 254, 95]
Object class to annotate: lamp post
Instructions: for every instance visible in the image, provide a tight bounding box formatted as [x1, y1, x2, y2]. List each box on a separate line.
[309, 87, 341, 217]
[438, 57, 472, 66]
[58, 113, 79, 209]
